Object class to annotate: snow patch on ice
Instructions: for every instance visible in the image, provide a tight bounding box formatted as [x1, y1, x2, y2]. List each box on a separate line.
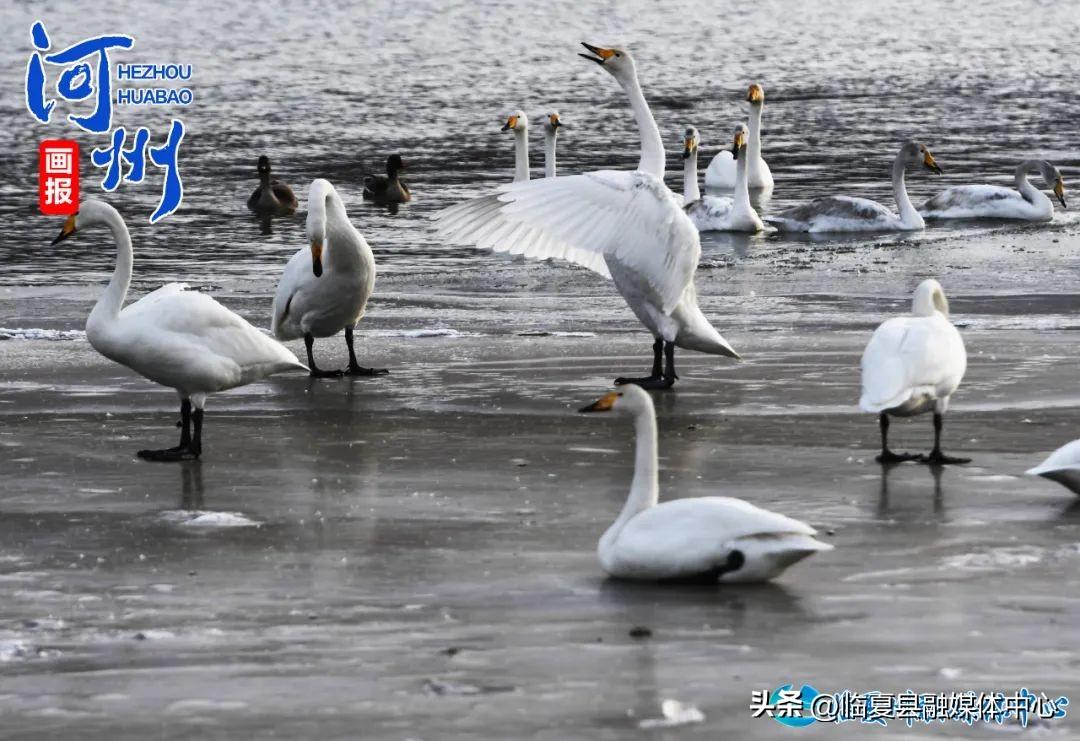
[363, 328, 479, 339]
[159, 510, 262, 529]
[638, 699, 706, 729]
[0, 327, 85, 341]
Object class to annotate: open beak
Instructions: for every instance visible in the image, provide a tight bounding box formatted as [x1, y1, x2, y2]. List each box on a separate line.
[1055, 179, 1067, 208]
[579, 42, 616, 65]
[311, 240, 324, 277]
[51, 213, 77, 245]
[579, 391, 618, 413]
[923, 150, 942, 175]
[501, 115, 518, 132]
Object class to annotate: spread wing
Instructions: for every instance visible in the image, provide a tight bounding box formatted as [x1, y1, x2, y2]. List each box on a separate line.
[434, 170, 700, 314]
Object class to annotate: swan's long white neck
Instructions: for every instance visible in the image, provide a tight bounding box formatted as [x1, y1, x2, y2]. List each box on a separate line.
[618, 71, 665, 177]
[892, 154, 924, 228]
[747, 104, 764, 174]
[88, 207, 134, 328]
[609, 404, 660, 536]
[683, 150, 700, 203]
[733, 147, 753, 216]
[309, 182, 366, 271]
[1014, 160, 1046, 206]
[544, 128, 557, 178]
[513, 128, 530, 182]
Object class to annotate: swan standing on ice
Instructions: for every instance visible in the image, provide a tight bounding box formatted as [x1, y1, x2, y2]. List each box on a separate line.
[580, 385, 832, 582]
[1027, 442, 1080, 494]
[920, 160, 1066, 221]
[51, 201, 305, 461]
[272, 179, 387, 378]
[542, 111, 563, 178]
[860, 279, 968, 465]
[502, 110, 530, 182]
[436, 45, 740, 389]
[769, 142, 942, 232]
[705, 83, 773, 191]
[684, 124, 764, 232]
[247, 155, 298, 216]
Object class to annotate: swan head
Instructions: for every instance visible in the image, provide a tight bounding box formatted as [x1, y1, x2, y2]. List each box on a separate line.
[731, 123, 749, 159]
[912, 278, 949, 318]
[579, 384, 654, 415]
[257, 155, 272, 177]
[307, 179, 335, 277]
[501, 110, 528, 133]
[682, 126, 699, 160]
[746, 83, 765, 105]
[1038, 162, 1066, 207]
[579, 43, 635, 82]
[902, 141, 942, 175]
[543, 111, 563, 136]
[49, 199, 118, 244]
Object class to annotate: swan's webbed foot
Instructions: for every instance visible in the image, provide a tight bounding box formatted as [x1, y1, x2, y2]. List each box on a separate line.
[346, 364, 389, 377]
[615, 375, 675, 390]
[876, 449, 923, 464]
[309, 367, 344, 378]
[615, 340, 677, 389]
[921, 450, 971, 466]
[138, 445, 200, 462]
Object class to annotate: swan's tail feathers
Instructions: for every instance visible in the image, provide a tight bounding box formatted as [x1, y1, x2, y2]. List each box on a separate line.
[858, 389, 911, 414]
[706, 332, 741, 360]
[725, 533, 832, 583]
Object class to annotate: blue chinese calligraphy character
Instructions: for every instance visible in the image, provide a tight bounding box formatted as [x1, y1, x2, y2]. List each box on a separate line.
[148, 120, 185, 223]
[25, 22, 54, 123]
[90, 120, 185, 223]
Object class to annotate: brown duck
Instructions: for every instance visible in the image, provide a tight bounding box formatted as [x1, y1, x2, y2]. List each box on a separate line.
[247, 155, 298, 216]
[363, 154, 411, 204]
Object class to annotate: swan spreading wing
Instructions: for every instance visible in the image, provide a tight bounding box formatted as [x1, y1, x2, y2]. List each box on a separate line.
[435, 170, 701, 315]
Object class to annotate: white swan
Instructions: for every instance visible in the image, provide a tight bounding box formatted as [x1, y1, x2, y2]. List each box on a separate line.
[50, 200, 305, 461]
[580, 384, 831, 582]
[684, 124, 764, 232]
[769, 141, 942, 232]
[271, 179, 387, 378]
[1027, 441, 1080, 494]
[705, 83, 773, 190]
[502, 110, 530, 182]
[920, 159, 1066, 221]
[860, 279, 968, 465]
[436, 44, 739, 389]
[543, 111, 562, 178]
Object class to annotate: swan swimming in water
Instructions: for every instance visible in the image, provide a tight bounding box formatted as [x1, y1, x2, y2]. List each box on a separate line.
[272, 179, 388, 378]
[920, 159, 1066, 221]
[247, 155, 298, 217]
[502, 110, 530, 182]
[705, 83, 773, 191]
[769, 141, 942, 232]
[860, 279, 968, 465]
[1027, 441, 1080, 494]
[542, 111, 563, 178]
[51, 200, 305, 461]
[580, 385, 832, 582]
[684, 124, 764, 232]
[436, 44, 739, 389]
[363, 154, 411, 204]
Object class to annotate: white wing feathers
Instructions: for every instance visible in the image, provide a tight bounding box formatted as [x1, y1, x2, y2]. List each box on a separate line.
[859, 316, 962, 413]
[435, 170, 701, 315]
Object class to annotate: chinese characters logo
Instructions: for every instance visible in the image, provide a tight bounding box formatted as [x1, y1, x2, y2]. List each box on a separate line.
[39, 140, 79, 215]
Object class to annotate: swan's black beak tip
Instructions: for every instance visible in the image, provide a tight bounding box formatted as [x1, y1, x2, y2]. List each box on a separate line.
[312, 261, 323, 277]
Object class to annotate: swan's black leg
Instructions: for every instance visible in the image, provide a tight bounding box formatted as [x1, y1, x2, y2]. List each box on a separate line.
[305, 333, 343, 378]
[138, 399, 200, 461]
[615, 337, 668, 387]
[344, 326, 388, 377]
[875, 412, 921, 464]
[191, 408, 203, 458]
[921, 412, 970, 465]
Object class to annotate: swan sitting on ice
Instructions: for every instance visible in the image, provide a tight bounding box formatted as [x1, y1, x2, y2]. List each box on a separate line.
[769, 142, 941, 232]
[580, 384, 832, 582]
[51, 200, 305, 461]
[920, 159, 1066, 221]
[1026, 442, 1080, 494]
[683, 124, 764, 232]
[436, 45, 740, 389]
[272, 179, 387, 378]
[860, 279, 968, 465]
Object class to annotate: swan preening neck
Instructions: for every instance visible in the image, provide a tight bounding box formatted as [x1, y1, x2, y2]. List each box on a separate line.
[543, 112, 562, 178]
[307, 179, 359, 277]
[912, 278, 949, 317]
[682, 127, 701, 203]
[502, 110, 530, 182]
[580, 44, 664, 178]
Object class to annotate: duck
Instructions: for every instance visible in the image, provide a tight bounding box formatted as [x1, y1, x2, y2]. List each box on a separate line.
[580, 384, 832, 582]
[920, 159, 1066, 221]
[1027, 441, 1080, 494]
[769, 141, 942, 232]
[860, 279, 968, 465]
[543, 111, 563, 178]
[246, 155, 298, 216]
[435, 44, 740, 389]
[705, 83, 773, 190]
[272, 179, 388, 378]
[684, 124, 764, 232]
[363, 154, 411, 204]
[51, 200, 305, 461]
[501, 109, 530, 182]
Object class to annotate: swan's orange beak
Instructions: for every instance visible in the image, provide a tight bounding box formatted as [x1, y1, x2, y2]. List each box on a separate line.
[579, 43, 616, 65]
[501, 115, 519, 132]
[923, 150, 942, 175]
[579, 391, 619, 413]
[311, 240, 323, 277]
[1054, 178, 1067, 208]
[51, 213, 77, 245]
[548, 113, 562, 129]
[682, 136, 697, 159]
[747, 83, 765, 103]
